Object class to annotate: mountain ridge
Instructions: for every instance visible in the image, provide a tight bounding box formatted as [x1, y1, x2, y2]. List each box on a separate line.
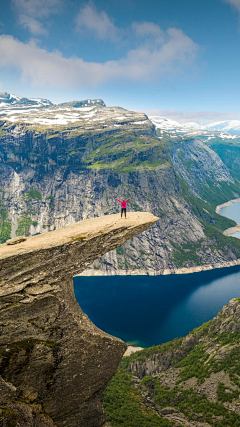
[2, 92, 240, 137]
[150, 115, 240, 137]
[1, 92, 240, 275]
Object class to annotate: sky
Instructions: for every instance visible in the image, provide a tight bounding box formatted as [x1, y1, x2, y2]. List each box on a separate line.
[1, 0, 240, 123]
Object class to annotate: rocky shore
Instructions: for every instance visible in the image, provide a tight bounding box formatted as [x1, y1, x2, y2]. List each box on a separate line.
[80, 258, 240, 276]
[215, 197, 240, 214]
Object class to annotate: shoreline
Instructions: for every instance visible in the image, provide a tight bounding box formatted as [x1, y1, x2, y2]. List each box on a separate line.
[216, 197, 240, 236]
[79, 259, 240, 277]
[79, 198, 240, 277]
[124, 346, 144, 356]
[215, 197, 240, 214]
[223, 225, 240, 236]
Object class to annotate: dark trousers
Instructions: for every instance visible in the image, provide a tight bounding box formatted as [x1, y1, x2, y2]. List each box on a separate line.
[121, 208, 126, 218]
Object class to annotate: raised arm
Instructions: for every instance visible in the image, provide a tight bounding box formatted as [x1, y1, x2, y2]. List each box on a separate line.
[126, 198, 130, 203]
[116, 199, 122, 203]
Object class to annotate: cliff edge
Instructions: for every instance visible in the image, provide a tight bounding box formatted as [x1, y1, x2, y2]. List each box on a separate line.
[0, 212, 158, 427]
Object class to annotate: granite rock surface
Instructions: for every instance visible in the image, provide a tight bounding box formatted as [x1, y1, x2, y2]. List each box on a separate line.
[0, 212, 158, 426]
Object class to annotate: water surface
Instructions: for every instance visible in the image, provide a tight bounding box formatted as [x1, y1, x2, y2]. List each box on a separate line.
[74, 266, 240, 348]
[73, 200, 240, 348]
[220, 201, 240, 238]
[219, 201, 240, 224]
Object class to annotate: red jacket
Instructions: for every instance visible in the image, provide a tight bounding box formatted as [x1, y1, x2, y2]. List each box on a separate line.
[116, 198, 130, 208]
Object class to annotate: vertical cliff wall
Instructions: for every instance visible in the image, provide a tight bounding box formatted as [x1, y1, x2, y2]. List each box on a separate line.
[0, 212, 158, 427]
[0, 104, 240, 275]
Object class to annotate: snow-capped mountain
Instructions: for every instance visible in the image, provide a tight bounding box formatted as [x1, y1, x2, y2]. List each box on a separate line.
[150, 116, 200, 133]
[1, 92, 240, 138]
[201, 120, 240, 135]
[0, 93, 147, 128]
[0, 92, 53, 116]
[0, 93, 108, 122]
[149, 115, 240, 137]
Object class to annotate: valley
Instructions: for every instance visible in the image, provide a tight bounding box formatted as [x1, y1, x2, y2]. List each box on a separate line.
[1, 93, 240, 275]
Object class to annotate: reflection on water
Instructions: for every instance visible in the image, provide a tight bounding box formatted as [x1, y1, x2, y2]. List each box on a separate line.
[74, 266, 240, 347]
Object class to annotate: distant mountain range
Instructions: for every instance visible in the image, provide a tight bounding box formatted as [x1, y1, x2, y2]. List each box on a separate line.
[1, 92, 240, 136]
[150, 115, 240, 136]
[1, 89, 240, 277]
[0, 92, 105, 117]
[0, 92, 53, 112]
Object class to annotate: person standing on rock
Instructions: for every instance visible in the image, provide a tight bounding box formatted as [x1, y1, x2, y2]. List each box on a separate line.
[116, 198, 130, 218]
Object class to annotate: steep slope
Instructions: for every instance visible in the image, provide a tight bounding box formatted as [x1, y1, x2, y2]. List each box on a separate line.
[0, 101, 240, 274]
[103, 298, 240, 427]
[204, 137, 240, 182]
[0, 212, 158, 427]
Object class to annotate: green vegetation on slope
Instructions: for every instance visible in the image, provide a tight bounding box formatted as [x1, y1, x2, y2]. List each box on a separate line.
[151, 378, 240, 426]
[170, 177, 240, 267]
[0, 190, 11, 243]
[103, 368, 175, 427]
[27, 189, 42, 201]
[83, 132, 171, 172]
[0, 208, 11, 243]
[16, 217, 37, 236]
[206, 138, 240, 181]
[103, 302, 240, 427]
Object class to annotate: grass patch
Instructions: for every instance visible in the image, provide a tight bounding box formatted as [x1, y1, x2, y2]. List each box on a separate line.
[16, 217, 39, 236]
[116, 246, 124, 255]
[0, 208, 11, 243]
[27, 189, 42, 201]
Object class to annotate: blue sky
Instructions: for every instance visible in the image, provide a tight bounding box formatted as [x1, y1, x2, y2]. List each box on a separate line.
[1, 0, 240, 123]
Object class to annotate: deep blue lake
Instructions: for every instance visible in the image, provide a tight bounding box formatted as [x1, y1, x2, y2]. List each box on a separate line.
[74, 267, 240, 348]
[73, 201, 240, 348]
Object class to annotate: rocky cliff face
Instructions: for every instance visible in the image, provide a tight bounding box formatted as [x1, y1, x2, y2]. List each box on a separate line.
[0, 101, 240, 275]
[0, 212, 158, 426]
[169, 139, 234, 197]
[103, 298, 240, 427]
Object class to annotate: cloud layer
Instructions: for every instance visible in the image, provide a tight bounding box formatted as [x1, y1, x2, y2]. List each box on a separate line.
[76, 2, 120, 42]
[0, 28, 198, 89]
[12, 0, 62, 35]
[1, 2, 200, 89]
[223, 0, 240, 13]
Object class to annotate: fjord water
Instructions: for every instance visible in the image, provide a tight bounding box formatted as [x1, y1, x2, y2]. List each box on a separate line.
[74, 266, 240, 348]
[219, 201, 240, 238]
[74, 201, 240, 348]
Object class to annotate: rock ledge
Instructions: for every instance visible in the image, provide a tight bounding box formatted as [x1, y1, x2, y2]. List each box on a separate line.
[0, 212, 158, 427]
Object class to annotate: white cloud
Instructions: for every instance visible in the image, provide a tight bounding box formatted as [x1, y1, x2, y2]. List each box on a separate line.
[12, 0, 62, 18]
[75, 4, 166, 45]
[76, 2, 120, 41]
[11, 0, 63, 35]
[223, 0, 240, 13]
[19, 15, 48, 36]
[132, 21, 165, 43]
[0, 32, 198, 89]
[141, 109, 240, 125]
